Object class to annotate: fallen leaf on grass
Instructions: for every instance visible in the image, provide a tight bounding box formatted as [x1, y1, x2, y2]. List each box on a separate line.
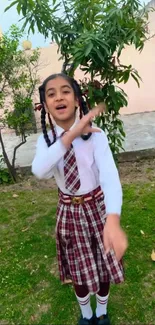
[63, 279, 73, 284]
[30, 315, 36, 321]
[21, 227, 29, 232]
[12, 194, 19, 198]
[151, 250, 155, 261]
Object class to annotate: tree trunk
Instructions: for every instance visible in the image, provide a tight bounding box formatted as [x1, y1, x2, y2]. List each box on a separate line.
[0, 129, 17, 182]
[31, 108, 37, 133]
[12, 135, 26, 170]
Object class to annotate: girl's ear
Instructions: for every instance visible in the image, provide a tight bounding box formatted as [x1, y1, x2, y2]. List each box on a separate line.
[44, 102, 49, 114]
[75, 98, 79, 108]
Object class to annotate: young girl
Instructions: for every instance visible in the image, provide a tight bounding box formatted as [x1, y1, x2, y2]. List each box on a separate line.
[32, 73, 127, 325]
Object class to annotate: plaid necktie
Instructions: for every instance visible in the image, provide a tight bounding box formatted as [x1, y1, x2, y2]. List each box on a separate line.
[64, 144, 81, 194]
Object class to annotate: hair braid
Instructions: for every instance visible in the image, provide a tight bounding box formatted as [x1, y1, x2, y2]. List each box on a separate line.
[73, 79, 91, 140]
[79, 106, 83, 120]
[48, 113, 57, 144]
[41, 107, 52, 147]
[39, 84, 57, 146]
[80, 96, 89, 115]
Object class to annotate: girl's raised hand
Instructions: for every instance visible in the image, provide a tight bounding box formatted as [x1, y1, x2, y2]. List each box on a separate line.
[62, 103, 106, 149]
[72, 102, 106, 138]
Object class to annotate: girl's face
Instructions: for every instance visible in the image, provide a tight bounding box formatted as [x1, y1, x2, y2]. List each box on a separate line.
[44, 77, 78, 128]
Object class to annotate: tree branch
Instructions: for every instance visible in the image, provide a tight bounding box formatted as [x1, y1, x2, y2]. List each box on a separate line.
[146, 33, 155, 41]
[0, 78, 7, 92]
[62, 0, 71, 24]
[0, 128, 16, 182]
[12, 138, 26, 169]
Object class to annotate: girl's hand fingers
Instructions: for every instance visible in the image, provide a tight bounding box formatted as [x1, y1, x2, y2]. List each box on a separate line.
[114, 246, 126, 262]
[114, 247, 123, 262]
[103, 220, 128, 262]
[113, 235, 128, 262]
[92, 102, 106, 111]
[73, 103, 106, 137]
[91, 103, 106, 115]
[103, 229, 112, 255]
[86, 103, 106, 120]
[87, 127, 101, 133]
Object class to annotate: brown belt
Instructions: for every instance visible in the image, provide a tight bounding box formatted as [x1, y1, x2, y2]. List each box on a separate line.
[58, 187, 103, 205]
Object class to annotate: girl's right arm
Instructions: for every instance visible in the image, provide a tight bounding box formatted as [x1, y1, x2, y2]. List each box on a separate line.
[32, 104, 105, 179]
[32, 134, 68, 179]
[32, 129, 81, 179]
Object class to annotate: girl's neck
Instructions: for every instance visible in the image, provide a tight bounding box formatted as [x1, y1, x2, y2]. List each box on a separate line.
[55, 116, 76, 131]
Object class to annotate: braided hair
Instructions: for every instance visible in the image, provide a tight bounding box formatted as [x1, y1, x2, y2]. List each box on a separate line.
[39, 73, 91, 147]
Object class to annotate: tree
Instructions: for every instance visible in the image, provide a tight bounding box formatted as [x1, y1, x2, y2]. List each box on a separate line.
[5, 0, 150, 156]
[0, 25, 40, 182]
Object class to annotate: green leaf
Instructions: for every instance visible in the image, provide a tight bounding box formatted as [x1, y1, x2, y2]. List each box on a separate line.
[117, 44, 124, 57]
[2, 173, 9, 182]
[95, 39, 110, 55]
[17, 2, 21, 14]
[133, 69, 142, 81]
[93, 48, 105, 62]
[84, 42, 93, 56]
[119, 128, 126, 137]
[131, 73, 141, 87]
[4, 0, 18, 12]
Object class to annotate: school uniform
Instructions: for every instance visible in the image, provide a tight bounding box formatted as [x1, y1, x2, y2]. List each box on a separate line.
[32, 120, 124, 294]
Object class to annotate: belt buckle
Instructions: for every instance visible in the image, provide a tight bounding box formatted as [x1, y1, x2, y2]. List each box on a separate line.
[71, 196, 84, 205]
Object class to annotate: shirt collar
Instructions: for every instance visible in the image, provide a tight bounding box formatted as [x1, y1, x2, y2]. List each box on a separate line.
[55, 119, 79, 137]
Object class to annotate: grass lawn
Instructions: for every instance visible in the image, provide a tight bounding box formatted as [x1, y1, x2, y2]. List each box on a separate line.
[0, 183, 155, 325]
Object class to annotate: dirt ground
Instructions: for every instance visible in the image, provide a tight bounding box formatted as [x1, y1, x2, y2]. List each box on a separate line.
[119, 158, 155, 184]
[1, 158, 155, 191]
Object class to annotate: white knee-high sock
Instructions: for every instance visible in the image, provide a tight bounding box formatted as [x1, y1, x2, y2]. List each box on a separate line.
[76, 293, 93, 320]
[96, 293, 109, 318]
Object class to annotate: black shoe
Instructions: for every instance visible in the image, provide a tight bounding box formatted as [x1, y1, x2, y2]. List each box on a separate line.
[78, 315, 94, 325]
[94, 314, 110, 325]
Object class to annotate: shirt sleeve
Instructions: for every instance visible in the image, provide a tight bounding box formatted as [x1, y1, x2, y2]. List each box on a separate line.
[31, 134, 67, 179]
[93, 130, 122, 215]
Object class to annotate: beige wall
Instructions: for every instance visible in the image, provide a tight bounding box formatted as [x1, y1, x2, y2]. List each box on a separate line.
[119, 8, 155, 114]
[119, 38, 155, 114]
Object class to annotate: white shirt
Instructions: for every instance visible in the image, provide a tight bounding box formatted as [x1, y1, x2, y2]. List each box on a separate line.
[32, 122, 122, 215]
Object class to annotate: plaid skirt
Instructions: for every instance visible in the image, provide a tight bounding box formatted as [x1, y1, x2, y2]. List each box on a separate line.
[56, 186, 124, 294]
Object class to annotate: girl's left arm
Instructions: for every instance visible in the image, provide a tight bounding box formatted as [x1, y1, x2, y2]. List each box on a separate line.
[93, 130, 128, 261]
[93, 130, 122, 217]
